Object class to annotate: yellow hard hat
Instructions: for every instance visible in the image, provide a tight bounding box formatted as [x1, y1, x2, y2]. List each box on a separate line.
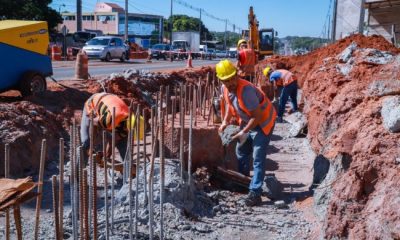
[263, 66, 271, 77]
[237, 39, 247, 48]
[216, 59, 237, 81]
[126, 114, 145, 140]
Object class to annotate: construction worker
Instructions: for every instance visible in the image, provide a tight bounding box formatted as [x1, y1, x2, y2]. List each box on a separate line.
[80, 92, 144, 162]
[263, 67, 298, 123]
[217, 60, 276, 206]
[236, 39, 256, 82]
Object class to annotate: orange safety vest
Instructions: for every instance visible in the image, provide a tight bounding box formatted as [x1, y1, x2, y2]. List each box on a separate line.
[223, 79, 276, 135]
[275, 69, 297, 87]
[85, 93, 129, 130]
[239, 49, 256, 76]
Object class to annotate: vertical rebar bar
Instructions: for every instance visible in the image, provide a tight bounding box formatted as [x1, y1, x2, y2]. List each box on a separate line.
[111, 107, 116, 233]
[148, 125, 159, 240]
[83, 169, 89, 240]
[103, 131, 110, 240]
[159, 112, 165, 240]
[92, 153, 98, 240]
[34, 139, 46, 240]
[5, 143, 10, 240]
[171, 97, 176, 150]
[188, 107, 193, 187]
[166, 85, 169, 124]
[136, 106, 141, 239]
[179, 89, 185, 182]
[193, 87, 197, 127]
[52, 175, 60, 240]
[88, 116, 94, 236]
[128, 108, 134, 240]
[151, 106, 155, 153]
[70, 125, 78, 240]
[142, 108, 148, 205]
[58, 138, 64, 238]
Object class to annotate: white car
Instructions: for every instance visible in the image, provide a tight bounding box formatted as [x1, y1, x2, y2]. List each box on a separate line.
[83, 36, 127, 62]
[215, 50, 228, 58]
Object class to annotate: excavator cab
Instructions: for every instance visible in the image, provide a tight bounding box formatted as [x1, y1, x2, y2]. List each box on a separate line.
[259, 28, 274, 56]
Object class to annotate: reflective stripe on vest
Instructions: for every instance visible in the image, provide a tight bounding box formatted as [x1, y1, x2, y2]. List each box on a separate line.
[239, 49, 256, 75]
[84, 93, 129, 130]
[276, 69, 295, 87]
[223, 79, 276, 135]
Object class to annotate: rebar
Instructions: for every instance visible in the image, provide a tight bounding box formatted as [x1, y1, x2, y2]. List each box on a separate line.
[135, 106, 141, 239]
[188, 106, 193, 187]
[166, 85, 170, 124]
[92, 153, 98, 240]
[148, 123, 159, 240]
[13, 206, 22, 240]
[88, 116, 94, 234]
[128, 108, 134, 240]
[159, 112, 165, 240]
[4, 143, 10, 240]
[124, 101, 134, 184]
[179, 88, 185, 182]
[52, 175, 61, 240]
[34, 139, 47, 240]
[70, 124, 78, 240]
[78, 146, 84, 240]
[58, 138, 64, 239]
[111, 107, 116, 232]
[143, 108, 148, 205]
[151, 106, 155, 152]
[171, 97, 176, 149]
[83, 169, 89, 240]
[103, 131, 110, 240]
[193, 87, 197, 127]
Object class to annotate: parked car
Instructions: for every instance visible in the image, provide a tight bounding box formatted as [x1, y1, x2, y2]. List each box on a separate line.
[83, 36, 127, 62]
[215, 50, 228, 58]
[228, 47, 237, 58]
[207, 48, 216, 59]
[150, 44, 171, 60]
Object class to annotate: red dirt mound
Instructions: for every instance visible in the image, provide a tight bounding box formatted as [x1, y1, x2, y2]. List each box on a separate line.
[259, 34, 400, 239]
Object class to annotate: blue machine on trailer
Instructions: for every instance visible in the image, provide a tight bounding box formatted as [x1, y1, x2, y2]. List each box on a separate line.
[0, 20, 52, 96]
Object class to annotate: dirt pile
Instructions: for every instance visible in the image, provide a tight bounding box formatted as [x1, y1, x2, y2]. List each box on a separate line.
[259, 34, 400, 238]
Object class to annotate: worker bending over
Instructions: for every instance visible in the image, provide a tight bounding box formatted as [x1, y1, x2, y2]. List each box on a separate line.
[264, 68, 298, 123]
[217, 60, 276, 206]
[236, 39, 256, 82]
[81, 92, 144, 162]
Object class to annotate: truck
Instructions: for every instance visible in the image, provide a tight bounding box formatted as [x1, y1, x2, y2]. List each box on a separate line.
[0, 20, 52, 96]
[171, 31, 200, 59]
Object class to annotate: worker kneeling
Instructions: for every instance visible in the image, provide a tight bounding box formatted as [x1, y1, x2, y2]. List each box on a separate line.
[81, 92, 144, 163]
[217, 60, 276, 206]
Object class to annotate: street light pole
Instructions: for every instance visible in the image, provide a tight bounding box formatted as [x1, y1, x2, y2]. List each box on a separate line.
[170, 0, 173, 45]
[125, 0, 128, 40]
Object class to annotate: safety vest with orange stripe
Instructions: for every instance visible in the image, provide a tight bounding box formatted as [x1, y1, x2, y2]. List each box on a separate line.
[274, 69, 297, 87]
[238, 49, 256, 76]
[84, 93, 129, 131]
[223, 79, 276, 136]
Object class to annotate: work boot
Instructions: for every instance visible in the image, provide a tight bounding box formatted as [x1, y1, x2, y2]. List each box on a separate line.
[240, 191, 262, 207]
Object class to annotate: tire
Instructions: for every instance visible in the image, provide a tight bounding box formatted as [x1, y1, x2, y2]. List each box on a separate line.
[19, 71, 47, 97]
[105, 52, 111, 62]
[120, 52, 125, 62]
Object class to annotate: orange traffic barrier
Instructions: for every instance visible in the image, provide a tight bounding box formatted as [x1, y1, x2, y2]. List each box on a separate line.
[186, 51, 193, 68]
[75, 50, 89, 80]
[51, 45, 62, 61]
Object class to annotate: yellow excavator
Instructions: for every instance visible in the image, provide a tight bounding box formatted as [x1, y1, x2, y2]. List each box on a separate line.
[242, 6, 276, 59]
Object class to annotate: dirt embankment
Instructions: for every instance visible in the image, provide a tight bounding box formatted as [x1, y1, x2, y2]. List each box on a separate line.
[259, 34, 400, 239]
[0, 67, 213, 177]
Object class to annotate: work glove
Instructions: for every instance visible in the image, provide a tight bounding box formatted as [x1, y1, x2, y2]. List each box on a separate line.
[233, 130, 249, 146]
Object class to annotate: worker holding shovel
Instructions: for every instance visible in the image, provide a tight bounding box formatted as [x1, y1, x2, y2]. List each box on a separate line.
[217, 60, 276, 206]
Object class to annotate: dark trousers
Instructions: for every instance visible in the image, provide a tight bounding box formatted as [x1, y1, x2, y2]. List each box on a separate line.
[278, 81, 298, 118]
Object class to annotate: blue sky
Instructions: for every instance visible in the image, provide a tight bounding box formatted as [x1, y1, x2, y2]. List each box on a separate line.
[49, 0, 332, 38]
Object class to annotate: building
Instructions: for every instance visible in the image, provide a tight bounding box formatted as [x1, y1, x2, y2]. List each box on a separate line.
[333, 0, 400, 45]
[59, 2, 163, 48]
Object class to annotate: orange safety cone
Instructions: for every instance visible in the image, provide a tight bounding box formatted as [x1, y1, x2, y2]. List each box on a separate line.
[186, 51, 193, 68]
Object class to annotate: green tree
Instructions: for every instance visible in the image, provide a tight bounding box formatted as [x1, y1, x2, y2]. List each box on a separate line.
[0, 0, 62, 32]
[163, 15, 212, 41]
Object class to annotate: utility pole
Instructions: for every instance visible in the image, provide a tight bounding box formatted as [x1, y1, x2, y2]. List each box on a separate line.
[331, 0, 338, 42]
[199, 9, 202, 42]
[170, 0, 173, 45]
[224, 19, 227, 50]
[125, 0, 128, 40]
[77, 0, 82, 31]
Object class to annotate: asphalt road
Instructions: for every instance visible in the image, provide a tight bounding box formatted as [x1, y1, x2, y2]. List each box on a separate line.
[52, 58, 220, 80]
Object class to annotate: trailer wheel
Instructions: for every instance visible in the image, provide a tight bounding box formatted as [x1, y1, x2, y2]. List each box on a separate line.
[19, 71, 47, 97]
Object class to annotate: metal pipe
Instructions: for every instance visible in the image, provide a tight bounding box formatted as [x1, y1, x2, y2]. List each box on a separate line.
[111, 107, 116, 232]
[52, 175, 61, 240]
[34, 139, 47, 240]
[58, 138, 64, 238]
[103, 131, 110, 240]
[160, 112, 165, 240]
[4, 143, 10, 240]
[92, 153, 98, 240]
